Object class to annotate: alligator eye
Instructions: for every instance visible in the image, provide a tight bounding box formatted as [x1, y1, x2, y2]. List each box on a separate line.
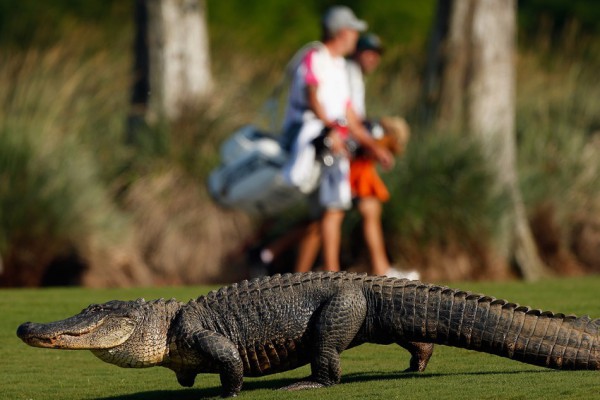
[84, 304, 103, 313]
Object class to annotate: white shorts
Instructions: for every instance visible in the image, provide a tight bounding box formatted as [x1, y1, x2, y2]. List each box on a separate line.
[319, 156, 351, 210]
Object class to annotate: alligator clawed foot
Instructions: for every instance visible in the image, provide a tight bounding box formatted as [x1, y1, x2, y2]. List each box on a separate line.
[176, 371, 197, 387]
[404, 358, 429, 373]
[406, 342, 433, 372]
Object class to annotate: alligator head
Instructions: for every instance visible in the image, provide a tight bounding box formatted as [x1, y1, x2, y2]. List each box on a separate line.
[17, 298, 180, 368]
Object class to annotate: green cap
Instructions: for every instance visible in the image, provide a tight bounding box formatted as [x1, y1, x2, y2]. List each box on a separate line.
[356, 33, 383, 53]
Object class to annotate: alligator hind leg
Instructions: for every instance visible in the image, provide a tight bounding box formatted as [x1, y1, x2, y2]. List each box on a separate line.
[281, 288, 368, 391]
[397, 340, 434, 372]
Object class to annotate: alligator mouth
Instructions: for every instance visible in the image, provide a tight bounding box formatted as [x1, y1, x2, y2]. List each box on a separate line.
[17, 318, 123, 349]
[34, 336, 56, 346]
[24, 331, 94, 348]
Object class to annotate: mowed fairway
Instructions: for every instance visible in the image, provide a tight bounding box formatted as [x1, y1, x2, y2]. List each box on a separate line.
[1, 277, 599, 400]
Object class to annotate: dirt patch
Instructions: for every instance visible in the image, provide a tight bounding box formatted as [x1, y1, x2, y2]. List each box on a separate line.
[571, 214, 600, 273]
[384, 237, 513, 282]
[530, 204, 588, 276]
[118, 168, 254, 285]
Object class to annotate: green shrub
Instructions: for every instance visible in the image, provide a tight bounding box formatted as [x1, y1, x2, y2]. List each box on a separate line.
[0, 43, 130, 285]
[517, 52, 600, 236]
[0, 131, 117, 244]
[383, 133, 507, 247]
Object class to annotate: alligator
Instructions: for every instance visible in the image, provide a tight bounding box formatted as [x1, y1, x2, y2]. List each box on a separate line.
[17, 272, 599, 397]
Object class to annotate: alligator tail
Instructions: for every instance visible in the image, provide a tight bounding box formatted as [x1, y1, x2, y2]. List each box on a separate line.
[396, 282, 600, 370]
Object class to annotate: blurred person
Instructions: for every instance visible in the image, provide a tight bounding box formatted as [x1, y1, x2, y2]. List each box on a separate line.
[350, 117, 417, 278]
[347, 34, 419, 280]
[280, 6, 393, 272]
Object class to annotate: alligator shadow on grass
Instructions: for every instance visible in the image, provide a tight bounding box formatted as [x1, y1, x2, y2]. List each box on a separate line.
[94, 369, 555, 400]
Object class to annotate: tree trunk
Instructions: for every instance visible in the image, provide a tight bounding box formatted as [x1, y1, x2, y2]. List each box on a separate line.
[426, 0, 548, 280]
[436, 0, 473, 132]
[146, 0, 212, 121]
[128, 0, 150, 141]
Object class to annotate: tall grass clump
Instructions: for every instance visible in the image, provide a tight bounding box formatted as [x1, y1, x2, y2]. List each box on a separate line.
[0, 38, 133, 286]
[516, 41, 600, 273]
[0, 131, 124, 286]
[378, 133, 509, 281]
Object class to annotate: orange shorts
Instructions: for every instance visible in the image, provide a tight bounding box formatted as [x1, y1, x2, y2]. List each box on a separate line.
[349, 158, 390, 202]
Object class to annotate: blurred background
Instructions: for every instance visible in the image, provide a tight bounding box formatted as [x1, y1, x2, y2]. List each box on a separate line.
[0, 0, 599, 287]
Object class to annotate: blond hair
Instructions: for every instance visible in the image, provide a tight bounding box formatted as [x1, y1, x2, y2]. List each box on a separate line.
[378, 116, 411, 155]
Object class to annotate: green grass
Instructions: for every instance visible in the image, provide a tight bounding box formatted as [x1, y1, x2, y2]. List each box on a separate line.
[1, 277, 599, 399]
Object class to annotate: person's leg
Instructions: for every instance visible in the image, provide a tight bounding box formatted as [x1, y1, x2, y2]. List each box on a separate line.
[294, 220, 322, 273]
[321, 209, 345, 272]
[263, 221, 310, 262]
[319, 156, 351, 273]
[358, 197, 391, 275]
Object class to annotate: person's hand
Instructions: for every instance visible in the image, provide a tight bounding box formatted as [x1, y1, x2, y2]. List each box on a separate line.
[372, 145, 394, 170]
[329, 129, 349, 158]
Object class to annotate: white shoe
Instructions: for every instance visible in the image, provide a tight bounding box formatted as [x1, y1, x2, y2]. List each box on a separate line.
[385, 267, 420, 281]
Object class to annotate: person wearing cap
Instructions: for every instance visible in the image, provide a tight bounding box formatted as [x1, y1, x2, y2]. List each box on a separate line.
[281, 6, 393, 273]
[346, 33, 419, 280]
[347, 33, 384, 118]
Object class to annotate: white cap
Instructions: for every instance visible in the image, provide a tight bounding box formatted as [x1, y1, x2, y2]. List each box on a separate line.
[322, 6, 368, 35]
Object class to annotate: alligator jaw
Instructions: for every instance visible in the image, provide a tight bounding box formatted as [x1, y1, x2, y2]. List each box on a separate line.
[17, 317, 135, 350]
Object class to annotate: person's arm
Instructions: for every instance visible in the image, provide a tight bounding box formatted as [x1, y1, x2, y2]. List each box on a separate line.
[347, 106, 394, 169]
[302, 49, 333, 128]
[306, 85, 333, 127]
[306, 85, 348, 156]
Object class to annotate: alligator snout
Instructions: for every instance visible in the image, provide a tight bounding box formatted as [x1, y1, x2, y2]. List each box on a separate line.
[17, 322, 35, 339]
[17, 322, 60, 347]
[17, 321, 53, 341]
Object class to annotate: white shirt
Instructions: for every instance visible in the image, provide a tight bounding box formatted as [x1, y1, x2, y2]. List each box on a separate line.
[282, 44, 351, 132]
[346, 59, 366, 119]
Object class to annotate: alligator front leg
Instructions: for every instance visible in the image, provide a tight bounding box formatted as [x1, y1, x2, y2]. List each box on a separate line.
[190, 330, 244, 397]
[282, 288, 368, 391]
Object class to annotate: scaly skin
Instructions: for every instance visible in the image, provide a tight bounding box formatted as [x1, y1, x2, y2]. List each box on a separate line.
[17, 272, 600, 397]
